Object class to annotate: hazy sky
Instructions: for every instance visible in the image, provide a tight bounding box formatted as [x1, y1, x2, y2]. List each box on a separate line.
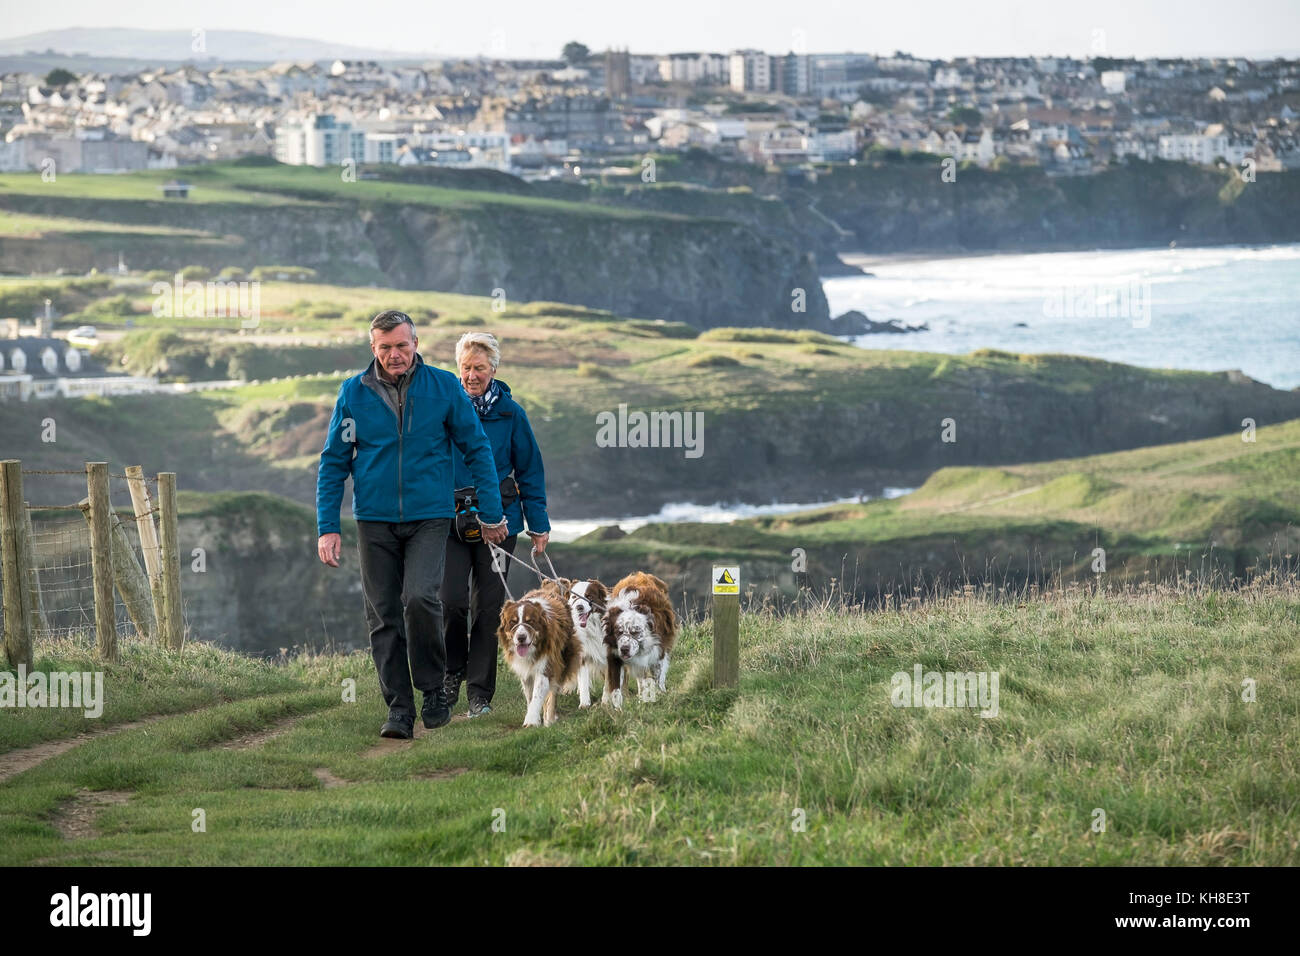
[3, 0, 1298, 60]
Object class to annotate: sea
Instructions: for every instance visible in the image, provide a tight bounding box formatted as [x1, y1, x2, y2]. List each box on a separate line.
[554, 244, 1298, 538]
[825, 243, 1300, 390]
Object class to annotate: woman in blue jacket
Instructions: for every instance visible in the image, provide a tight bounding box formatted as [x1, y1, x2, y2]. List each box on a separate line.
[443, 331, 551, 718]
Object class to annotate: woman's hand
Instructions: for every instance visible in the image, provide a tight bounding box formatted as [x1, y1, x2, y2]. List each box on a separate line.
[528, 531, 550, 554]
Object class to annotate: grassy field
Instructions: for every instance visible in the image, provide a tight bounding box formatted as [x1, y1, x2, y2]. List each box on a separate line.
[559, 415, 1300, 598]
[0, 163, 680, 220]
[2, 579, 1297, 865]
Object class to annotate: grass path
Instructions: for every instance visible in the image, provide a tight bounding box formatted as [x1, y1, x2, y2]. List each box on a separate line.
[4, 581, 1298, 865]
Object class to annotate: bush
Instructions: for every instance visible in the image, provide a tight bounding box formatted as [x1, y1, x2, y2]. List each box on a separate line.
[699, 327, 839, 345]
[179, 265, 211, 281]
[576, 362, 612, 378]
[621, 318, 699, 339]
[685, 353, 740, 368]
[217, 266, 248, 281]
[249, 266, 317, 282]
[92, 294, 139, 316]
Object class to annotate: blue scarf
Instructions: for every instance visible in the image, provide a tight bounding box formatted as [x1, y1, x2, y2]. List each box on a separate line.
[467, 378, 501, 418]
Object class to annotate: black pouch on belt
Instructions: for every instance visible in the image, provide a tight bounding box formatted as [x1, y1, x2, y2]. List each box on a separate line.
[499, 475, 520, 509]
[453, 487, 482, 544]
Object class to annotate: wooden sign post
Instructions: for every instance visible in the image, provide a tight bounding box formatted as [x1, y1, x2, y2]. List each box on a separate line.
[712, 564, 739, 689]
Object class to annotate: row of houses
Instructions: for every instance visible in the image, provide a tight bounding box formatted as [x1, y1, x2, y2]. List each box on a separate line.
[0, 338, 157, 401]
[4, 51, 1300, 177]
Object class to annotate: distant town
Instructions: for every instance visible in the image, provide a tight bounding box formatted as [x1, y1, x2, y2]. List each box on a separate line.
[2, 44, 1299, 179]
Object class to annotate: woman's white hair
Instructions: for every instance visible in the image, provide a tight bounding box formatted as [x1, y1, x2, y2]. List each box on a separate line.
[455, 331, 500, 371]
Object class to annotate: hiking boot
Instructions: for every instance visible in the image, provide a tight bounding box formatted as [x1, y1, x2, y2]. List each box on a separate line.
[443, 669, 465, 709]
[422, 687, 451, 729]
[467, 697, 492, 719]
[380, 709, 414, 739]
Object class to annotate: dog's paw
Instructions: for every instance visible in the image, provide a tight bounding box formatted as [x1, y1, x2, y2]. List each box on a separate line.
[578, 702, 591, 709]
[522, 716, 541, 728]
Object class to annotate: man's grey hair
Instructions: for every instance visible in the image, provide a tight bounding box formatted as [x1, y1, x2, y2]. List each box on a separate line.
[455, 331, 500, 370]
[370, 310, 416, 337]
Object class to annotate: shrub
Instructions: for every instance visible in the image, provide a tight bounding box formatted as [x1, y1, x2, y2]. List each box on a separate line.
[249, 266, 317, 282]
[92, 294, 139, 316]
[179, 265, 211, 280]
[576, 362, 612, 379]
[622, 318, 699, 339]
[685, 353, 740, 368]
[699, 327, 840, 345]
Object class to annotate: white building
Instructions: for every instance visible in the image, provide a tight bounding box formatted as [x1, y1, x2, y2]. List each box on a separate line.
[0, 338, 157, 401]
[1158, 125, 1253, 165]
[363, 132, 404, 164]
[808, 129, 859, 162]
[658, 53, 729, 85]
[730, 50, 772, 92]
[0, 137, 27, 171]
[1100, 70, 1127, 94]
[274, 114, 367, 166]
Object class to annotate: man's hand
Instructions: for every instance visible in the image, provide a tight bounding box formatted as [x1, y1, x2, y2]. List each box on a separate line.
[317, 533, 342, 567]
[480, 519, 508, 545]
[528, 531, 550, 554]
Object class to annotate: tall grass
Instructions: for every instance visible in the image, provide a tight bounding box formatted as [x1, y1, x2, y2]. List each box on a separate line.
[4, 577, 1295, 865]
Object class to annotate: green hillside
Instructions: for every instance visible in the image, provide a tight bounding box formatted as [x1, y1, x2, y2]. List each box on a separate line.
[3, 580, 1297, 865]
[564, 415, 1300, 608]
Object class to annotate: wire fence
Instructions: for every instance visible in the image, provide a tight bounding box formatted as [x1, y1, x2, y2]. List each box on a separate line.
[1, 462, 183, 662]
[25, 511, 145, 643]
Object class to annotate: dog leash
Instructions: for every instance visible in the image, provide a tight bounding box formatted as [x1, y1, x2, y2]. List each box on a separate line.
[486, 539, 517, 602]
[485, 538, 606, 613]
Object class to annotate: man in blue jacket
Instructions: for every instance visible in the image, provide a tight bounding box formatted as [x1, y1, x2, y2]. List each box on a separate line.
[317, 310, 507, 739]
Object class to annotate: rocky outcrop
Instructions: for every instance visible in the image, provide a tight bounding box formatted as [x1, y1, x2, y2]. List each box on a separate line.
[0, 189, 831, 332]
[831, 310, 928, 334]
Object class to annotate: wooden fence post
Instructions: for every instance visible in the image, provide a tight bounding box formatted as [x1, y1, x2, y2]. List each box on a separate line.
[22, 502, 50, 640]
[86, 461, 117, 662]
[125, 465, 165, 642]
[156, 472, 184, 650]
[712, 564, 740, 689]
[78, 499, 155, 642]
[0, 460, 34, 669]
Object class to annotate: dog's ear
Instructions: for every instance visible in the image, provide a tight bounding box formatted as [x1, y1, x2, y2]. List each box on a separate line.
[589, 580, 608, 606]
[647, 573, 669, 593]
[498, 600, 518, 637]
[602, 606, 621, 647]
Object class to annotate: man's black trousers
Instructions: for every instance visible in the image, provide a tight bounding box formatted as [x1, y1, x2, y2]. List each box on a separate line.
[356, 518, 452, 718]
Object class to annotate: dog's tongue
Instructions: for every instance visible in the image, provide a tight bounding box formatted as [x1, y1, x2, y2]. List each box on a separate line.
[578, 610, 590, 627]
[515, 643, 530, 658]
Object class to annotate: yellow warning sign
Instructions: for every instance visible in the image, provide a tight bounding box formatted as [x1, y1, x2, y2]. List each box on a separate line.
[713, 565, 739, 595]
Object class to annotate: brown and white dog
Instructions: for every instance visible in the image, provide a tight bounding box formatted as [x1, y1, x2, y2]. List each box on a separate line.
[539, 577, 611, 708]
[604, 572, 677, 708]
[497, 589, 582, 727]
